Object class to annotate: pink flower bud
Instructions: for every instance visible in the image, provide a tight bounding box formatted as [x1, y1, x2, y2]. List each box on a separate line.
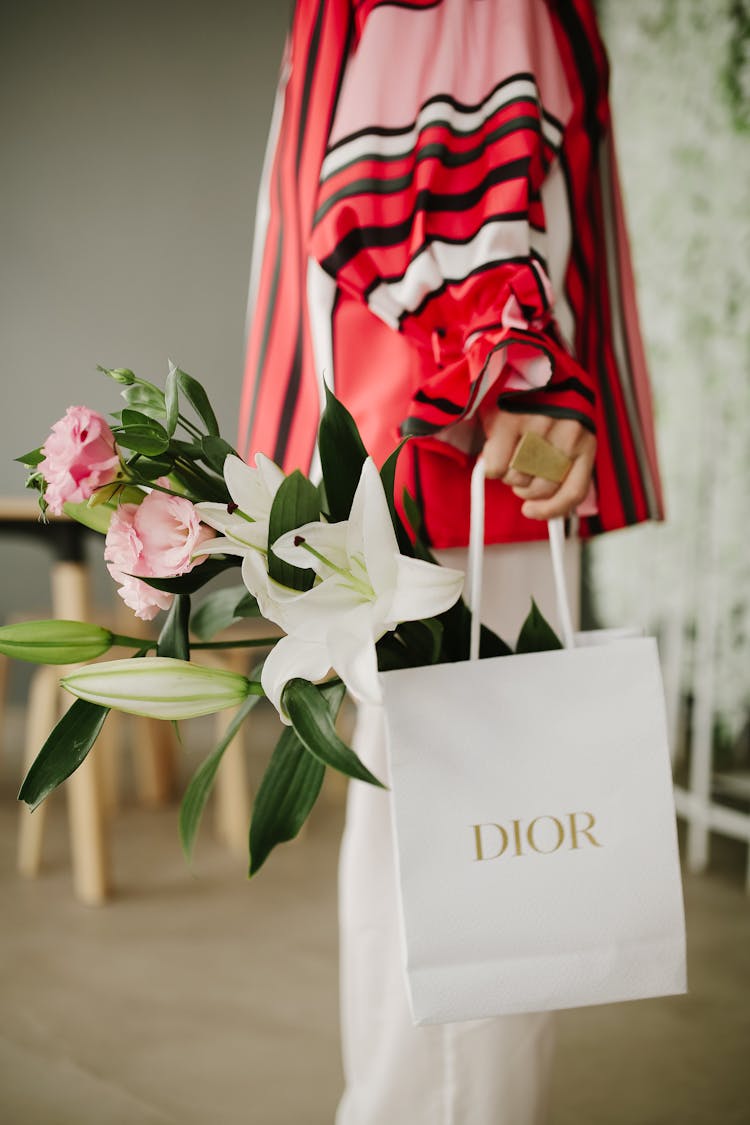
[39, 406, 121, 515]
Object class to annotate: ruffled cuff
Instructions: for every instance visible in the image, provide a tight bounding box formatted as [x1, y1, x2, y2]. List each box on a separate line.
[400, 262, 596, 440]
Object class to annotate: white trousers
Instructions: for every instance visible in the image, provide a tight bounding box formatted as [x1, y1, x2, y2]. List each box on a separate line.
[336, 540, 580, 1125]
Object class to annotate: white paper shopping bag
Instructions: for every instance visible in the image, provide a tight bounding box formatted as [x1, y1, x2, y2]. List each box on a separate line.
[380, 461, 687, 1025]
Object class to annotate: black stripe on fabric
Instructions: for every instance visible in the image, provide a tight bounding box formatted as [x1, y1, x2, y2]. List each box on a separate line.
[393, 255, 532, 321]
[529, 375, 596, 405]
[400, 417, 443, 438]
[413, 389, 464, 415]
[495, 399, 596, 434]
[360, 0, 443, 14]
[319, 107, 547, 190]
[598, 139, 660, 519]
[245, 123, 287, 451]
[553, 10, 636, 523]
[275, 0, 327, 467]
[315, 117, 544, 224]
[527, 261, 550, 312]
[325, 73, 565, 156]
[392, 252, 547, 323]
[320, 156, 531, 274]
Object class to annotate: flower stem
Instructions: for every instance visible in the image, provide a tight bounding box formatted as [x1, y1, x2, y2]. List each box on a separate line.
[109, 634, 280, 652]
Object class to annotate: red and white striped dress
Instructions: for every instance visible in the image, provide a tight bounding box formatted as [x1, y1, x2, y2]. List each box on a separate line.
[239, 0, 663, 548]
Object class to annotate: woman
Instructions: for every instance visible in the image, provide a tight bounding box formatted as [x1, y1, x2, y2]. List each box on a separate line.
[239, 2, 663, 1121]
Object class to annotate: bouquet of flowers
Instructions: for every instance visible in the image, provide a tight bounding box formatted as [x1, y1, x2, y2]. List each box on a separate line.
[2, 364, 561, 874]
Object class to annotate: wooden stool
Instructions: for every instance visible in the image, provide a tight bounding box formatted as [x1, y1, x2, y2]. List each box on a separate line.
[0, 499, 110, 905]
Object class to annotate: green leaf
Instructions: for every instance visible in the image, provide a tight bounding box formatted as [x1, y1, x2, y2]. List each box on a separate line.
[249, 727, 326, 877]
[126, 456, 174, 481]
[402, 487, 423, 540]
[157, 594, 191, 660]
[121, 383, 166, 418]
[139, 555, 241, 594]
[16, 447, 44, 467]
[200, 435, 238, 475]
[170, 438, 204, 458]
[168, 465, 229, 504]
[62, 498, 116, 534]
[179, 692, 260, 861]
[248, 682, 346, 876]
[283, 678, 385, 787]
[267, 470, 321, 590]
[515, 598, 563, 654]
[164, 362, 179, 436]
[114, 426, 170, 457]
[396, 617, 443, 665]
[97, 364, 135, 385]
[436, 596, 512, 663]
[0, 620, 113, 664]
[317, 386, 368, 520]
[18, 699, 109, 811]
[191, 585, 260, 641]
[380, 440, 414, 556]
[121, 408, 168, 434]
[175, 366, 220, 436]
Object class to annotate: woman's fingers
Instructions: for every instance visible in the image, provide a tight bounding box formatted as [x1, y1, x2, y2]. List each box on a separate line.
[519, 433, 597, 520]
[479, 408, 597, 519]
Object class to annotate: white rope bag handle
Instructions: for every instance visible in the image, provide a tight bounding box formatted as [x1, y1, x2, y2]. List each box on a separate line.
[467, 456, 576, 661]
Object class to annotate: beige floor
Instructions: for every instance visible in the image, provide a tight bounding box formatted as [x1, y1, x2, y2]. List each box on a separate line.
[1, 709, 749, 1125]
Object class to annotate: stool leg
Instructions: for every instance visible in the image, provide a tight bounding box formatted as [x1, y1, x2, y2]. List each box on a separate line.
[133, 717, 177, 808]
[51, 560, 110, 905]
[64, 690, 110, 905]
[18, 666, 59, 878]
[213, 704, 251, 857]
[0, 653, 9, 761]
[98, 708, 123, 815]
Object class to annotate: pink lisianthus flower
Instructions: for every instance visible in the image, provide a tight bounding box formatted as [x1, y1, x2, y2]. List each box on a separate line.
[39, 406, 121, 515]
[104, 488, 215, 621]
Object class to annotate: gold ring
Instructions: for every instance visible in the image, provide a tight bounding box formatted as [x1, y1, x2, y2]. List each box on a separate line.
[509, 432, 572, 484]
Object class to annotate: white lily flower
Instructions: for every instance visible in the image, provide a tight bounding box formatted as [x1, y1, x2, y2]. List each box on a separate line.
[62, 657, 255, 720]
[264, 458, 464, 717]
[195, 453, 285, 557]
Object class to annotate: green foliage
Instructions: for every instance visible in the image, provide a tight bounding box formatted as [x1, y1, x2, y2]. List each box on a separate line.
[267, 471, 320, 591]
[283, 678, 384, 787]
[18, 700, 109, 811]
[15, 447, 44, 467]
[173, 365, 220, 436]
[120, 382, 167, 419]
[157, 594, 191, 660]
[249, 725, 326, 877]
[179, 693, 261, 861]
[515, 599, 563, 654]
[317, 386, 368, 520]
[191, 586, 260, 641]
[249, 683, 346, 876]
[380, 440, 413, 556]
[140, 556, 241, 595]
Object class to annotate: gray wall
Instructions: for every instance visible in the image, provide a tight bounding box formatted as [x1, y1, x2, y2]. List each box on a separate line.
[1, 1, 289, 643]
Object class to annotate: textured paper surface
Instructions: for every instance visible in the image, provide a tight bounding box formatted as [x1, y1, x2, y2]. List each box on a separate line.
[380, 636, 687, 1024]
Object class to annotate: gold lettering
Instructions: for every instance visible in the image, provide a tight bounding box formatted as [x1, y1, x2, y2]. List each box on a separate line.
[568, 811, 602, 850]
[511, 818, 524, 857]
[472, 823, 508, 861]
[526, 816, 565, 854]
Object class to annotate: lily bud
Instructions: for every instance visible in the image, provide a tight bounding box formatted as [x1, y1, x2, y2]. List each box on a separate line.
[0, 620, 113, 664]
[61, 656, 259, 720]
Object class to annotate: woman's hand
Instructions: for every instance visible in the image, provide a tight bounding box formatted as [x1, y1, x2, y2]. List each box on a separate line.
[480, 408, 597, 520]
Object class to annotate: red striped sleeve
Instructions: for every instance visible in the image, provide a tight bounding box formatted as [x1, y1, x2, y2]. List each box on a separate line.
[238, 0, 353, 470]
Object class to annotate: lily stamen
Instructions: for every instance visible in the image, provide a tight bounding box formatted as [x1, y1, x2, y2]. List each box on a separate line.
[295, 537, 375, 599]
